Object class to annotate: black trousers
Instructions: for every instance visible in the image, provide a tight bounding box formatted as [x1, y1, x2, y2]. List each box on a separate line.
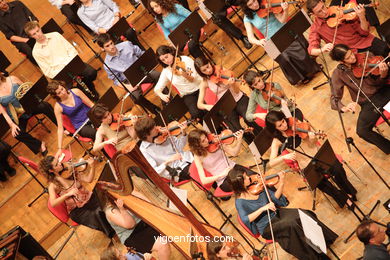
[78, 123, 97, 140]
[0, 141, 12, 181]
[16, 101, 57, 154]
[359, 37, 390, 58]
[212, 1, 244, 40]
[356, 87, 390, 154]
[60, 4, 94, 34]
[123, 27, 145, 51]
[72, 63, 99, 101]
[12, 42, 37, 65]
[183, 90, 206, 120]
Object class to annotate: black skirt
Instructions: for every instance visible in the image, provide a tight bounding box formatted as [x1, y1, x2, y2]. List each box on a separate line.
[124, 221, 161, 254]
[262, 208, 338, 260]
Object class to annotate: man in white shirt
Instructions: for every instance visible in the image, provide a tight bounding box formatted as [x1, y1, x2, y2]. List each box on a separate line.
[24, 21, 99, 101]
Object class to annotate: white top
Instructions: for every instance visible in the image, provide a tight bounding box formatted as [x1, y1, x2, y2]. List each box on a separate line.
[154, 56, 202, 96]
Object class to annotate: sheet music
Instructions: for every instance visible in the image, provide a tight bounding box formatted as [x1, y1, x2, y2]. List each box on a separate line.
[298, 209, 327, 254]
[263, 39, 281, 60]
[249, 142, 262, 161]
[168, 187, 188, 213]
[384, 101, 390, 113]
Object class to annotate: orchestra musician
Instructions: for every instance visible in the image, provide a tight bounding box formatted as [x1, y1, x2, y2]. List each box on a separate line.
[39, 155, 114, 237]
[23, 21, 99, 101]
[194, 57, 262, 142]
[265, 110, 358, 208]
[134, 116, 192, 181]
[207, 237, 252, 260]
[46, 80, 96, 160]
[329, 44, 390, 154]
[96, 33, 161, 114]
[227, 166, 339, 260]
[307, 0, 389, 57]
[0, 73, 56, 156]
[148, 0, 203, 58]
[153, 45, 205, 120]
[356, 220, 390, 260]
[240, 0, 320, 85]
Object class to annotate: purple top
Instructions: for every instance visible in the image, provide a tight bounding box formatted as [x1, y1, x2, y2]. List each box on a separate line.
[59, 90, 90, 129]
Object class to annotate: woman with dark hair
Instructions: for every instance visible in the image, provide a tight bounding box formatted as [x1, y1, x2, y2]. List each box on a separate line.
[153, 45, 205, 120]
[148, 0, 203, 58]
[47, 80, 96, 160]
[194, 57, 261, 139]
[0, 74, 56, 155]
[240, 0, 320, 85]
[243, 70, 302, 123]
[207, 237, 252, 260]
[39, 155, 114, 237]
[227, 166, 338, 260]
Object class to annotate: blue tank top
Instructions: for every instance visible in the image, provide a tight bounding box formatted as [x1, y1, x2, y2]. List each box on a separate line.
[59, 90, 90, 129]
[0, 79, 23, 122]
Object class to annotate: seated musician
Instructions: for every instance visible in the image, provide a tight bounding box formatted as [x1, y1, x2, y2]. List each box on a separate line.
[356, 220, 390, 260]
[194, 57, 262, 141]
[96, 33, 161, 114]
[103, 197, 170, 260]
[265, 110, 357, 208]
[0, 73, 56, 156]
[100, 245, 155, 260]
[90, 103, 137, 153]
[46, 80, 96, 160]
[207, 237, 252, 260]
[240, 0, 320, 85]
[134, 116, 192, 181]
[329, 44, 390, 154]
[154, 45, 205, 120]
[23, 21, 99, 101]
[187, 129, 256, 193]
[75, 0, 143, 49]
[243, 70, 303, 122]
[306, 0, 389, 57]
[0, 141, 15, 182]
[227, 166, 338, 260]
[39, 155, 114, 237]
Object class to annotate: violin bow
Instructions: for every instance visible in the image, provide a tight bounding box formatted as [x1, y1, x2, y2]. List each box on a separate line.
[331, 0, 345, 46]
[364, 54, 390, 77]
[67, 142, 79, 198]
[167, 44, 180, 98]
[210, 118, 231, 168]
[354, 51, 370, 108]
[266, 61, 277, 112]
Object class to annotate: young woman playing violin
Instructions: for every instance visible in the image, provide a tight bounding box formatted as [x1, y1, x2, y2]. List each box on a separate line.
[188, 129, 256, 193]
[194, 57, 262, 140]
[243, 70, 303, 122]
[153, 45, 205, 120]
[265, 110, 358, 208]
[227, 166, 338, 260]
[240, 0, 320, 85]
[329, 44, 390, 154]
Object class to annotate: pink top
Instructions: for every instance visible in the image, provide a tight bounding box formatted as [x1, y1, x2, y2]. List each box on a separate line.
[201, 149, 235, 186]
[206, 80, 243, 104]
[58, 175, 92, 213]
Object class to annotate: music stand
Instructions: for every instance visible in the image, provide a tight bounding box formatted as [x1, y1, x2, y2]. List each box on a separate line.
[0, 51, 11, 76]
[19, 76, 49, 114]
[27, 18, 64, 49]
[168, 11, 213, 61]
[88, 87, 119, 128]
[378, 18, 390, 44]
[203, 91, 236, 132]
[154, 95, 188, 126]
[123, 48, 158, 86]
[107, 17, 132, 43]
[53, 56, 86, 83]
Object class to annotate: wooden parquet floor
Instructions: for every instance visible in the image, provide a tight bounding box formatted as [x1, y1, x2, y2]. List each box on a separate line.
[0, 0, 389, 259]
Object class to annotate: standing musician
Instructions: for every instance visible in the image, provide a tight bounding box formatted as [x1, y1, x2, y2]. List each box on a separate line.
[207, 237, 252, 260]
[96, 33, 161, 114]
[23, 21, 99, 101]
[39, 155, 114, 237]
[307, 0, 389, 57]
[187, 129, 256, 193]
[329, 44, 390, 154]
[154, 45, 205, 120]
[134, 117, 192, 181]
[265, 110, 358, 208]
[240, 0, 320, 85]
[194, 57, 262, 141]
[0, 73, 56, 156]
[243, 70, 302, 122]
[46, 80, 96, 160]
[227, 166, 339, 260]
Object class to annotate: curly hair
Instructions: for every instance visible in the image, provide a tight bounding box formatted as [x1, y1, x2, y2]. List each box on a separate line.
[240, 0, 259, 20]
[47, 80, 68, 102]
[39, 156, 57, 184]
[148, 0, 177, 23]
[187, 129, 208, 157]
[194, 56, 214, 79]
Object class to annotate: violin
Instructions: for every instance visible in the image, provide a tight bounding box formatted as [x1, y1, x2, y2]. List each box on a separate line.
[285, 117, 327, 140]
[172, 57, 193, 80]
[226, 241, 260, 259]
[60, 157, 102, 178]
[261, 83, 285, 106]
[153, 120, 192, 145]
[247, 170, 292, 195]
[207, 128, 251, 153]
[257, 0, 304, 18]
[110, 112, 144, 131]
[326, 2, 379, 28]
[352, 53, 389, 78]
[210, 65, 242, 85]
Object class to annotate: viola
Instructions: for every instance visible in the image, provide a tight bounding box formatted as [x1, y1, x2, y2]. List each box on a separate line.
[257, 0, 304, 18]
[352, 53, 389, 78]
[209, 65, 242, 85]
[110, 112, 144, 131]
[285, 117, 327, 140]
[153, 119, 192, 145]
[326, 2, 379, 28]
[261, 83, 285, 106]
[207, 128, 252, 153]
[247, 170, 292, 195]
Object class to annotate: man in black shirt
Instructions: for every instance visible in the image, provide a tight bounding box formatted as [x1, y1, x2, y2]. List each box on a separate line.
[0, 0, 37, 64]
[356, 220, 390, 260]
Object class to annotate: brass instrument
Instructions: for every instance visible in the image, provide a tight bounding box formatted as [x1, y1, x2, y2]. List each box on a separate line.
[8, 82, 33, 124]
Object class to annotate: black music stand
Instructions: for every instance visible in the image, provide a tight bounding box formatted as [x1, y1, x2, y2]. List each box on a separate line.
[27, 18, 64, 49]
[251, 129, 274, 157]
[107, 17, 132, 43]
[0, 51, 11, 76]
[203, 91, 236, 132]
[168, 11, 213, 61]
[88, 87, 119, 128]
[19, 76, 49, 114]
[378, 18, 390, 44]
[123, 48, 158, 86]
[53, 56, 85, 83]
[154, 95, 188, 126]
